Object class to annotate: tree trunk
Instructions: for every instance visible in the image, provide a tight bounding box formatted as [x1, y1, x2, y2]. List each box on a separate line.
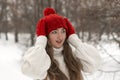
[48, 0, 51, 7]
[5, 31, 8, 40]
[88, 30, 92, 41]
[0, 32, 1, 38]
[30, 33, 35, 46]
[15, 27, 18, 42]
[54, 0, 57, 12]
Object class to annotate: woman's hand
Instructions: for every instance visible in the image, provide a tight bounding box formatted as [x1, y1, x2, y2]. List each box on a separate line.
[64, 18, 75, 37]
[36, 18, 46, 36]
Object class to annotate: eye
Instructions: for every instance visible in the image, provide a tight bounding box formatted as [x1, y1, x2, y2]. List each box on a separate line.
[51, 30, 58, 34]
[61, 29, 66, 33]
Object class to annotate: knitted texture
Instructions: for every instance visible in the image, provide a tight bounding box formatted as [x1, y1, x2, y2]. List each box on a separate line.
[64, 18, 75, 37]
[36, 19, 46, 36]
[45, 14, 68, 36]
[44, 7, 56, 16]
[36, 7, 75, 37]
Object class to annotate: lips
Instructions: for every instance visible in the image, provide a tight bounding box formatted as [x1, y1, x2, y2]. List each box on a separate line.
[56, 40, 62, 44]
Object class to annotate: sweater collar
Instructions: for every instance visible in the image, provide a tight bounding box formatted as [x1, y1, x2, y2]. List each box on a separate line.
[53, 46, 63, 56]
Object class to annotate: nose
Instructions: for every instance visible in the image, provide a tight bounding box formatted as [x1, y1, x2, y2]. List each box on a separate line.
[57, 32, 62, 39]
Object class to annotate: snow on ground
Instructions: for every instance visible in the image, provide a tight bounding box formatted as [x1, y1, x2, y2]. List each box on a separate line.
[0, 33, 120, 80]
[83, 38, 120, 80]
[0, 33, 32, 80]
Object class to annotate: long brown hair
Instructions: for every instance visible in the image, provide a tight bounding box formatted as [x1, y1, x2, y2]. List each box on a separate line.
[45, 41, 83, 80]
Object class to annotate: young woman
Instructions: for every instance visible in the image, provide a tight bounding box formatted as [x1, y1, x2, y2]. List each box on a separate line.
[21, 7, 101, 80]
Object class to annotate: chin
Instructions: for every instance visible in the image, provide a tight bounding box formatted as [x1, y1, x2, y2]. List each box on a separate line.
[55, 47, 62, 49]
[54, 45, 62, 49]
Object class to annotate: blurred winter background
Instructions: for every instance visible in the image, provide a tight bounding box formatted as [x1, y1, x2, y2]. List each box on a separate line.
[0, 0, 120, 80]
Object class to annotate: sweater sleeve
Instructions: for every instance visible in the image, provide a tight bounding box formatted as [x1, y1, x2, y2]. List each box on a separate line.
[68, 34, 102, 73]
[21, 36, 51, 79]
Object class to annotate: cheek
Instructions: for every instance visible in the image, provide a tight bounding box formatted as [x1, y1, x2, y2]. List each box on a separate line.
[63, 34, 67, 40]
[48, 36, 56, 44]
[49, 35, 56, 41]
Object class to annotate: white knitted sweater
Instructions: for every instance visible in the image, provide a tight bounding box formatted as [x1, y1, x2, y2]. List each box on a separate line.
[21, 34, 101, 80]
[52, 47, 69, 79]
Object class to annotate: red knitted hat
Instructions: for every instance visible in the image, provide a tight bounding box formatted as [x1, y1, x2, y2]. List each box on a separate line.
[36, 7, 74, 37]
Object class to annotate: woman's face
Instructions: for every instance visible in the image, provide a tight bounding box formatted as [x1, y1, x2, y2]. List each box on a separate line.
[48, 28, 66, 48]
